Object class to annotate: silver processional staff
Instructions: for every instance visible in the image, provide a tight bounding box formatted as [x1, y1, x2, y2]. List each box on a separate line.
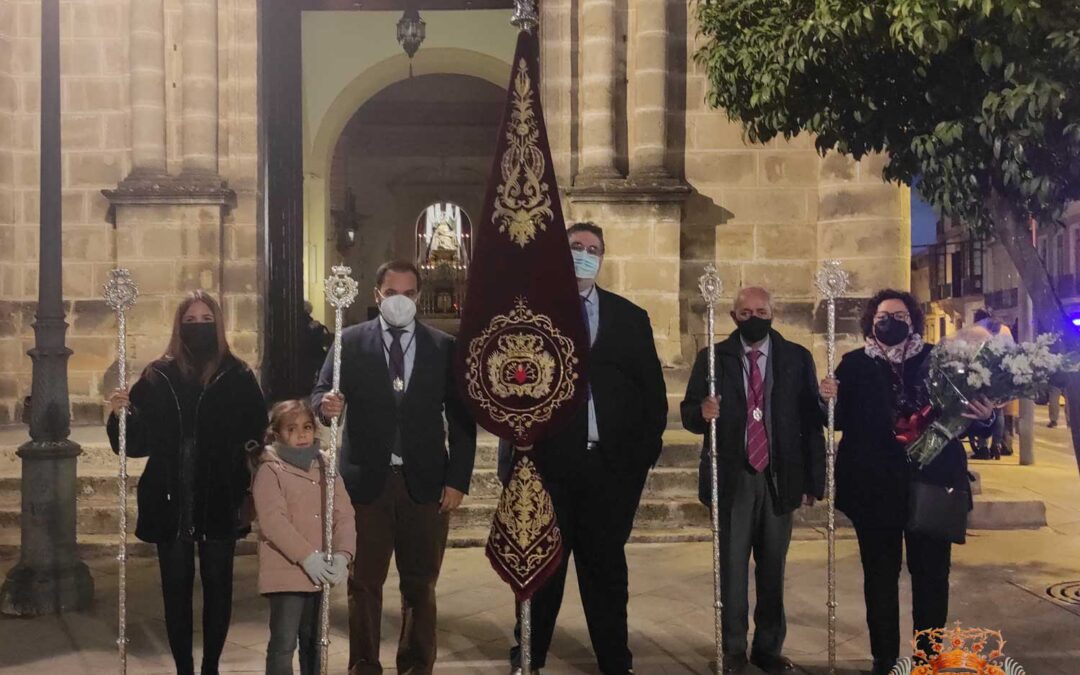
[815, 259, 849, 674]
[104, 267, 139, 674]
[698, 264, 724, 673]
[319, 265, 359, 675]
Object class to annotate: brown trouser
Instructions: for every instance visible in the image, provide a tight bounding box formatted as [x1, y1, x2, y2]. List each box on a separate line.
[348, 470, 449, 675]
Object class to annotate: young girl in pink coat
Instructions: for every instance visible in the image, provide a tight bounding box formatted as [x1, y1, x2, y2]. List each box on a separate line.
[253, 400, 356, 675]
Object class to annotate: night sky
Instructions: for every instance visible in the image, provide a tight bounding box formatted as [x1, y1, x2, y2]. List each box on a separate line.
[911, 184, 939, 249]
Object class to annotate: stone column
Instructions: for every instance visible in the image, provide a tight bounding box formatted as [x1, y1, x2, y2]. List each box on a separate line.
[577, 0, 621, 182]
[630, 0, 669, 180]
[1, 0, 94, 616]
[130, 0, 167, 175]
[182, 0, 219, 177]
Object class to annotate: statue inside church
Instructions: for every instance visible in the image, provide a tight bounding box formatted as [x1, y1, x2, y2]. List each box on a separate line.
[428, 218, 460, 261]
[416, 202, 471, 321]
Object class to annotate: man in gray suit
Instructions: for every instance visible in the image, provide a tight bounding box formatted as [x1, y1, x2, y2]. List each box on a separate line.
[680, 287, 825, 674]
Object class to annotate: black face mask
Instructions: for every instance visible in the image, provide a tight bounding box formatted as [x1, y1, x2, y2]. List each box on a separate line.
[179, 322, 218, 360]
[735, 316, 772, 344]
[874, 317, 911, 347]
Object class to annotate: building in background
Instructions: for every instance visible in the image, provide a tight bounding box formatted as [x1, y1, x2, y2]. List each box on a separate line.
[0, 0, 910, 423]
[912, 204, 1080, 340]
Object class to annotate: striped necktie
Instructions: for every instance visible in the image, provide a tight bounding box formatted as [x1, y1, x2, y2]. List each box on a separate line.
[745, 349, 769, 472]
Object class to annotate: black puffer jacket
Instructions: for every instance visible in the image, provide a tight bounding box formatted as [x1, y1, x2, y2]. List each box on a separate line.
[106, 355, 267, 543]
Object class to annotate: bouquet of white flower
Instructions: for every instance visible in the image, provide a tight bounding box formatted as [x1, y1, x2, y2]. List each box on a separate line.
[904, 330, 1076, 468]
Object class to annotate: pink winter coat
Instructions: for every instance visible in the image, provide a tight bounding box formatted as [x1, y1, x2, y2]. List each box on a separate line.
[252, 446, 356, 595]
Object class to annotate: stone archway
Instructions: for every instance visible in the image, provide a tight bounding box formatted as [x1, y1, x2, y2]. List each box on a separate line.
[303, 49, 511, 319]
[320, 72, 505, 326]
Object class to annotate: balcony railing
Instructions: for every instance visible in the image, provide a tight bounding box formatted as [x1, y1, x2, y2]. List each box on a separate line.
[984, 288, 1019, 310]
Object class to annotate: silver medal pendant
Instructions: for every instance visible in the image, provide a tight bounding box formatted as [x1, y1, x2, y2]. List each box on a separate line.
[393, 377, 405, 392]
[752, 407, 763, 422]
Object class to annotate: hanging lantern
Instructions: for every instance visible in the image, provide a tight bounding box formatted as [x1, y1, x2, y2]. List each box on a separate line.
[397, 8, 426, 76]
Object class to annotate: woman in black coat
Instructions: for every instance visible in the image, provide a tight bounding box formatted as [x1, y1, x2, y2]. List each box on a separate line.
[820, 290, 993, 675]
[107, 290, 267, 675]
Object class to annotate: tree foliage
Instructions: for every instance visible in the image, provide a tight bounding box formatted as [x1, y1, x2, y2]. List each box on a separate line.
[695, 0, 1080, 235]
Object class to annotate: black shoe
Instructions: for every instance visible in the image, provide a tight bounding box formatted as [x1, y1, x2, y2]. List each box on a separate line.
[749, 652, 796, 674]
[871, 658, 897, 675]
[716, 653, 748, 673]
[1000, 446, 1014, 456]
[1048, 421, 1058, 428]
[969, 450, 992, 460]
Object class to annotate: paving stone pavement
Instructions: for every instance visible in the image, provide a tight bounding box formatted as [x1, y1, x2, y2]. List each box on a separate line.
[1, 412, 1079, 674]
[3, 518, 1080, 674]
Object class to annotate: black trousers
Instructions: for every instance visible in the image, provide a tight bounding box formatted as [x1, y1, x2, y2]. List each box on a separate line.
[510, 449, 647, 675]
[266, 592, 322, 675]
[853, 525, 952, 665]
[156, 538, 237, 675]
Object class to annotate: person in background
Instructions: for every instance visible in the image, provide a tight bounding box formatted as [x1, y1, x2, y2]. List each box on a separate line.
[107, 290, 267, 675]
[253, 400, 355, 675]
[681, 286, 825, 675]
[1048, 382, 1069, 429]
[972, 308, 1015, 458]
[303, 301, 333, 391]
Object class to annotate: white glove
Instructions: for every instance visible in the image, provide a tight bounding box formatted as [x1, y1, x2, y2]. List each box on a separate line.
[327, 552, 350, 587]
[300, 551, 333, 586]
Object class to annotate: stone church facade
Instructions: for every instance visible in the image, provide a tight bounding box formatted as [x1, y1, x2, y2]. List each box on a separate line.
[0, 0, 909, 424]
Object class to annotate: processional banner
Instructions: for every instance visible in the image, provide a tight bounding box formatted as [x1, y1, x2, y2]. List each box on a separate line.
[455, 30, 589, 601]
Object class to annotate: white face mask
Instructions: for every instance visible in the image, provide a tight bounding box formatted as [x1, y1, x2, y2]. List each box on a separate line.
[378, 293, 417, 327]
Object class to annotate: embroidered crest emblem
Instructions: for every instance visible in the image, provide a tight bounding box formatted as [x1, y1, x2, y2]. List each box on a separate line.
[486, 333, 556, 399]
[466, 297, 578, 438]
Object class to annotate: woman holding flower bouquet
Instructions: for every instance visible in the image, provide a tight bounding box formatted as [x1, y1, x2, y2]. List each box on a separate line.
[819, 290, 995, 675]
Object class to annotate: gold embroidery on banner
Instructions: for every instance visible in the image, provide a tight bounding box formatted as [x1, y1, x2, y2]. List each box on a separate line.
[465, 297, 578, 437]
[486, 333, 556, 399]
[488, 456, 562, 583]
[492, 58, 553, 248]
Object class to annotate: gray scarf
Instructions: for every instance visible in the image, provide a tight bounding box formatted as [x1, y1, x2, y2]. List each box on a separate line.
[274, 442, 320, 471]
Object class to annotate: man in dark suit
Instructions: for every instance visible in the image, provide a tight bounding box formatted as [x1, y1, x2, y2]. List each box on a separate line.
[681, 286, 825, 675]
[498, 222, 668, 675]
[313, 260, 477, 675]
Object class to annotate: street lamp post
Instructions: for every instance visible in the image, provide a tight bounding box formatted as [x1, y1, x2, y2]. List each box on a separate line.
[0, 0, 94, 616]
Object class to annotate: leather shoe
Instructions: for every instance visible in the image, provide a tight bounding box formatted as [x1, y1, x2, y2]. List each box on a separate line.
[749, 653, 796, 673]
[712, 653, 748, 673]
[872, 659, 897, 675]
[509, 669, 541, 675]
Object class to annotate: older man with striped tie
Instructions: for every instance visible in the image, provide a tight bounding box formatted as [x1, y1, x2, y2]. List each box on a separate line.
[680, 286, 826, 675]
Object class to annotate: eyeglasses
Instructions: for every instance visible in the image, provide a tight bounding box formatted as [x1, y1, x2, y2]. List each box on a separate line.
[874, 311, 911, 323]
[569, 242, 603, 256]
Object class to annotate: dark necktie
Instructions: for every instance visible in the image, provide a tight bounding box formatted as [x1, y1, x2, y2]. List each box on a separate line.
[746, 349, 769, 472]
[388, 328, 405, 390]
[580, 295, 592, 403]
